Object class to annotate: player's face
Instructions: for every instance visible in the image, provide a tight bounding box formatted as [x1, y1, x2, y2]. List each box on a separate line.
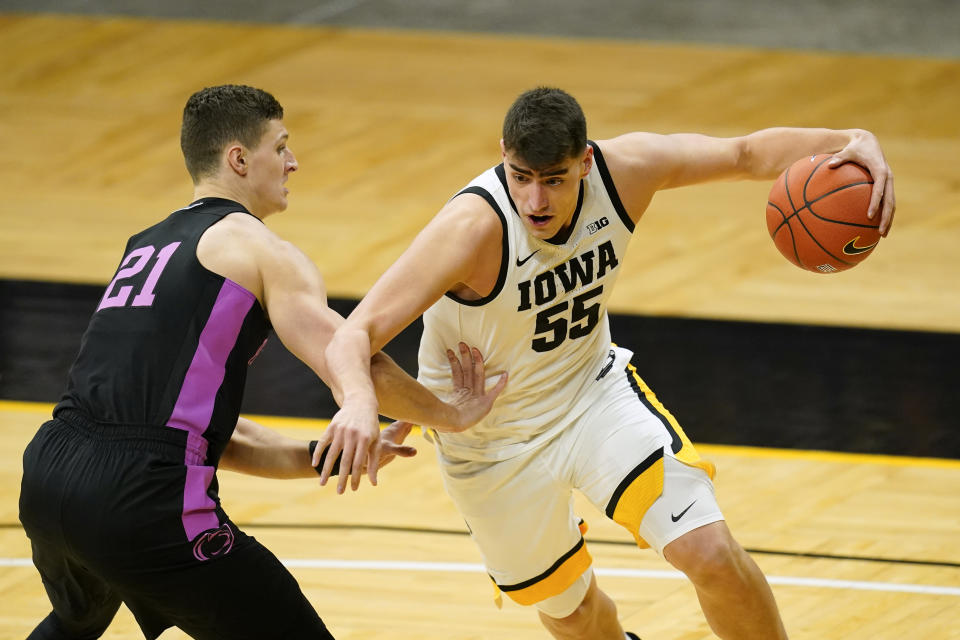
[246, 119, 298, 217]
[501, 142, 593, 240]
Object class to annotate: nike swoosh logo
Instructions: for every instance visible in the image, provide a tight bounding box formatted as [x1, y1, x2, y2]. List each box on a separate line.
[516, 249, 540, 267]
[595, 349, 616, 381]
[842, 236, 878, 255]
[671, 500, 697, 522]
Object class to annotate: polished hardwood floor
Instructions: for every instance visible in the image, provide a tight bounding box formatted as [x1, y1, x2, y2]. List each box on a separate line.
[2, 403, 959, 639]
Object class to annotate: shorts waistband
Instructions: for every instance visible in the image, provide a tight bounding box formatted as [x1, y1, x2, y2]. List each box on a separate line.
[54, 407, 194, 461]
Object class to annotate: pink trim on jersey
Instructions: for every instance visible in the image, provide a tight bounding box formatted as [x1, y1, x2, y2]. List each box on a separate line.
[166, 279, 255, 541]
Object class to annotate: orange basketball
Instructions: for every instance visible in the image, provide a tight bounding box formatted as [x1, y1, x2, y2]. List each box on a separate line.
[766, 154, 880, 273]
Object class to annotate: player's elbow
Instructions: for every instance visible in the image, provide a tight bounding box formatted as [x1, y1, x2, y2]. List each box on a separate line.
[738, 131, 786, 180]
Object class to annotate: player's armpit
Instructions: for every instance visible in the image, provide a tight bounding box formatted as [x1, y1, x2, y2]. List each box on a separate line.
[345, 193, 502, 354]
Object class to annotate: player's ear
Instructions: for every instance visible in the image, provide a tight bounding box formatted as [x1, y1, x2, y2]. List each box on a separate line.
[226, 144, 247, 176]
[499, 138, 507, 158]
[580, 144, 594, 177]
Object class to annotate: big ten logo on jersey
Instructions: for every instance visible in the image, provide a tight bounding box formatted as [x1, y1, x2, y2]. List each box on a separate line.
[97, 242, 181, 311]
[586, 216, 609, 235]
[517, 240, 619, 352]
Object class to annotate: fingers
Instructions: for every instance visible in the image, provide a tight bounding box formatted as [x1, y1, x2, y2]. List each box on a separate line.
[312, 431, 330, 468]
[865, 167, 895, 236]
[459, 342, 475, 389]
[866, 173, 886, 223]
[396, 420, 413, 441]
[879, 174, 896, 236]
[365, 439, 382, 489]
[448, 342, 483, 392]
[826, 152, 848, 168]
[486, 372, 509, 401]
[446, 346, 465, 388]
[383, 420, 414, 444]
[828, 132, 895, 236]
[471, 347, 485, 393]
[320, 413, 380, 493]
[317, 428, 340, 486]
[383, 441, 417, 458]
[334, 434, 356, 494]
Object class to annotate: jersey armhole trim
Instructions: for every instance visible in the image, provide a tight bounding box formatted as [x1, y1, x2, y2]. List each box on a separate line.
[193, 206, 268, 320]
[589, 141, 635, 233]
[444, 186, 509, 307]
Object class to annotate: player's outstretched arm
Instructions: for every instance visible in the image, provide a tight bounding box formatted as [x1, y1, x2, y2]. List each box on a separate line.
[201, 213, 503, 489]
[321, 194, 507, 493]
[601, 127, 895, 234]
[737, 127, 894, 234]
[219, 416, 416, 479]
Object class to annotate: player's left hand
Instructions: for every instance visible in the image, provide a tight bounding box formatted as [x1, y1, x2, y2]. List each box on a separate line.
[435, 342, 508, 433]
[314, 399, 381, 494]
[828, 129, 896, 236]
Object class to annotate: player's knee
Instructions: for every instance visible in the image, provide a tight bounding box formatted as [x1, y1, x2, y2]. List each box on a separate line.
[30, 610, 108, 640]
[664, 523, 744, 584]
[535, 569, 594, 621]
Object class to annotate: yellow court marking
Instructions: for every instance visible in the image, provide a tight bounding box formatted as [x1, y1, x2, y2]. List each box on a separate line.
[4, 399, 957, 469]
[697, 442, 960, 469]
[0, 400, 55, 415]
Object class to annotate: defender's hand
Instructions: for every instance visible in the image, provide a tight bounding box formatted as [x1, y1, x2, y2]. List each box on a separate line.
[314, 400, 381, 494]
[374, 420, 417, 470]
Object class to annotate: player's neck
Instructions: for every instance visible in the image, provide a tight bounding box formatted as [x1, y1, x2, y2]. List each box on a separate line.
[192, 180, 265, 220]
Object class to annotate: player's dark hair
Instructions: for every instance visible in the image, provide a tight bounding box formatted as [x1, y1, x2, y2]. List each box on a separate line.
[502, 87, 587, 170]
[180, 84, 284, 183]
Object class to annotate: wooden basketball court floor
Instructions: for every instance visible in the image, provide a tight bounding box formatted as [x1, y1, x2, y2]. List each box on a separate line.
[1, 12, 959, 640]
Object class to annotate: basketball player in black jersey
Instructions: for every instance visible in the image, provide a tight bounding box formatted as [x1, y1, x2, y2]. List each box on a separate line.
[18, 84, 505, 640]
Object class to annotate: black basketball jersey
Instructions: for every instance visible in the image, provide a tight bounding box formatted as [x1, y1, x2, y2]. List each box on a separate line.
[56, 198, 270, 467]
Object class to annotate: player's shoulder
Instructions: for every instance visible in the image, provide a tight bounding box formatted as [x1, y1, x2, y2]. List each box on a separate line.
[203, 211, 287, 251]
[438, 189, 504, 238]
[593, 132, 671, 168]
[199, 211, 305, 283]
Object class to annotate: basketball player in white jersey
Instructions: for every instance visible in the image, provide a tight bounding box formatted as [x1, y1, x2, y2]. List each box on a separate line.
[319, 87, 896, 639]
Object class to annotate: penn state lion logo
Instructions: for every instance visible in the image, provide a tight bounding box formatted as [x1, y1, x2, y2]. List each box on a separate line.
[192, 523, 235, 561]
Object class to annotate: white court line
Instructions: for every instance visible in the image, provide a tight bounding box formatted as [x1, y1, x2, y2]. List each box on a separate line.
[8, 558, 953, 597]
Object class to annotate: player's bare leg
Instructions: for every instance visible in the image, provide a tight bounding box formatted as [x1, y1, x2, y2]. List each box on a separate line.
[664, 521, 788, 639]
[538, 573, 625, 640]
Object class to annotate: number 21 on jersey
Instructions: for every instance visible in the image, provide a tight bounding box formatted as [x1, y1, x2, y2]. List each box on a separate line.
[97, 242, 181, 311]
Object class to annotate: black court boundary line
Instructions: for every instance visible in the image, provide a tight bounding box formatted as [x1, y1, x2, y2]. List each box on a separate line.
[4, 522, 956, 569]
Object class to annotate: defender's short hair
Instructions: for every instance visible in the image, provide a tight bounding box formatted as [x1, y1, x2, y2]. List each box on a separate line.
[180, 85, 284, 183]
[502, 87, 587, 170]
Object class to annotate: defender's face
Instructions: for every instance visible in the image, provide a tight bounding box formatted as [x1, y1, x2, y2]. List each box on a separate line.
[247, 119, 298, 217]
[501, 142, 593, 240]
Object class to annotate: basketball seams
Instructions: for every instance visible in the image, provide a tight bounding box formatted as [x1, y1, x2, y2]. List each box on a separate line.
[767, 204, 803, 268]
[800, 155, 835, 204]
[803, 181, 878, 229]
[766, 200, 789, 236]
[790, 208, 853, 268]
[766, 153, 879, 272]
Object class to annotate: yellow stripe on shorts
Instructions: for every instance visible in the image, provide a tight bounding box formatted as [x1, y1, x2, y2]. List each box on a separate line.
[626, 362, 715, 478]
[605, 448, 664, 548]
[602, 363, 717, 548]
[494, 538, 593, 606]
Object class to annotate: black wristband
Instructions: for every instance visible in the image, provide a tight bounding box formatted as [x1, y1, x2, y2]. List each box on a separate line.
[308, 440, 342, 476]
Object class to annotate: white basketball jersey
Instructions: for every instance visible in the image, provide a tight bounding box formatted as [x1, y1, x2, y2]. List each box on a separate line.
[418, 142, 637, 462]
